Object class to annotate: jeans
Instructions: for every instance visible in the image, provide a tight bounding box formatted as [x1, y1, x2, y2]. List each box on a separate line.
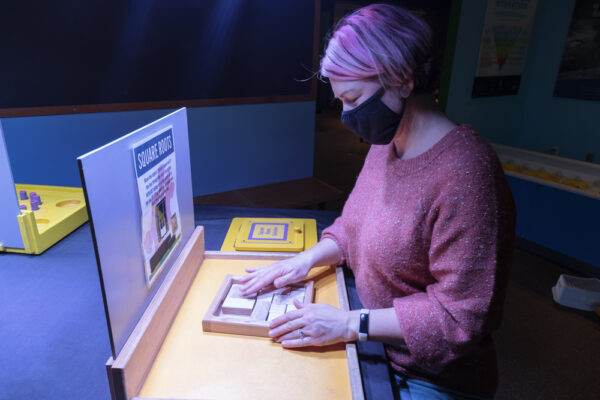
[392, 373, 493, 400]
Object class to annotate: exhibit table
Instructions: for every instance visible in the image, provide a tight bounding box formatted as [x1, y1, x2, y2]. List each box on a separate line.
[0, 204, 394, 399]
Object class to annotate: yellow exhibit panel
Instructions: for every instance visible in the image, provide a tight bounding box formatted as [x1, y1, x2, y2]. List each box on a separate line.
[1, 184, 88, 254]
[221, 217, 318, 252]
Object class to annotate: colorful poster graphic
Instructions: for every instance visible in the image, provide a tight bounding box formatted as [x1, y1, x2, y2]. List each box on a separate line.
[132, 127, 182, 286]
[473, 0, 539, 97]
[554, 0, 600, 101]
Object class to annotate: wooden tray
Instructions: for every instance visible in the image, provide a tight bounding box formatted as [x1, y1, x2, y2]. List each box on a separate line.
[202, 275, 314, 337]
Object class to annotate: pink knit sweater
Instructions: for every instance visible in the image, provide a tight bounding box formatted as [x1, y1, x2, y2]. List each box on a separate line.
[322, 124, 515, 396]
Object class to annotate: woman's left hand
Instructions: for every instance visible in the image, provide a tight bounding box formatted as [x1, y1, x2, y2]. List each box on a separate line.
[268, 300, 358, 348]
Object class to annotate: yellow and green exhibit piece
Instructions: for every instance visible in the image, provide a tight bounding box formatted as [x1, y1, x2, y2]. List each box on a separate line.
[1, 184, 88, 254]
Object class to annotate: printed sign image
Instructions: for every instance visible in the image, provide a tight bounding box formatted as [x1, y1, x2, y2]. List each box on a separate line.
[554, 0, 600, 101]
[473, 0, 539, 97]
[132, 127, 182, 286]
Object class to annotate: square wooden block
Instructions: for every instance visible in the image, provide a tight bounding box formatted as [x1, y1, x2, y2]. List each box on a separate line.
[221, 296, 256, 315]
[202, 274, 314, 337]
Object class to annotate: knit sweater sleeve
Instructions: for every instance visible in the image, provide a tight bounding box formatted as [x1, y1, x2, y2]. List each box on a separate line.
[393, 169, 514, 372]
[320, 216, 348, 266]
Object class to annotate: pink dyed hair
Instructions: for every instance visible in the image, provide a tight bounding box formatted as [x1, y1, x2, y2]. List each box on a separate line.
[320, 4, 436, 94]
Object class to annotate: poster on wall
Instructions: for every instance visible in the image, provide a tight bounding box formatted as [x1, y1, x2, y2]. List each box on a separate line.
[132, 127, 182, 286]
[553, 0, 600, 101]
[472, 0, 539, 98]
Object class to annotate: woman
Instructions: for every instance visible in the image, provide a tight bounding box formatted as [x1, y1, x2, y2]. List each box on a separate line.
[240, 4, 515, 399]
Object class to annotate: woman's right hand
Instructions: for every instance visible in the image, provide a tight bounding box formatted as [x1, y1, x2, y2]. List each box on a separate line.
[239, 253, 313, 296]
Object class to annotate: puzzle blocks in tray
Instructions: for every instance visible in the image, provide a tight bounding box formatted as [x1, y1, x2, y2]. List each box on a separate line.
[202, 274, 314, 337]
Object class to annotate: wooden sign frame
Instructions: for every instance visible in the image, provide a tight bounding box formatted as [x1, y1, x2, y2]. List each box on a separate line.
[106, 225, 364, 400]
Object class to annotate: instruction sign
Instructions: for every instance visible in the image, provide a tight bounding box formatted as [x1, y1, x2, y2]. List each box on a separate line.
[132, 126, 182, 286]
[473, 0, 538, 97]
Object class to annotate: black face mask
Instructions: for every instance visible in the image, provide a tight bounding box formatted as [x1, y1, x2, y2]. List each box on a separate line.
[340, 87, 405, 145]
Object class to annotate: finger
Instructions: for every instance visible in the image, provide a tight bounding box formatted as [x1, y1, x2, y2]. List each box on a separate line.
[268, 318, 305, 338]
[240, 279, 264, 296]
[238, 269, 266, 286]
[237, 273, 254, 283]
[281, 336, 312, 348]
[274, 328, 303, 343]
[273, 272, 296, 288]
[241, 282, 264, 296]
[241, 272, 278, 295]
[239, 275, 259, 290]
[268, 309, 304, 329]
[244, 265, 265, 273]
[292, 298, 305, 309]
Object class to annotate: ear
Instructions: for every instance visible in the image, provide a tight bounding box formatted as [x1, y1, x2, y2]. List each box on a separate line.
[400, 81, 414, 98]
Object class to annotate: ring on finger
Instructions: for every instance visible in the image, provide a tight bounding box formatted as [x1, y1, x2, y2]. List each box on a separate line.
[299, 329, 306, 340]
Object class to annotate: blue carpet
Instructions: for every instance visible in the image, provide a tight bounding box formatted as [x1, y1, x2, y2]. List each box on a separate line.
[0, 223, 111, 400]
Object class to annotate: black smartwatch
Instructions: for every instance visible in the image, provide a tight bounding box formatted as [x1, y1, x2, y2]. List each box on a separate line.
[358, 309, 370, 342]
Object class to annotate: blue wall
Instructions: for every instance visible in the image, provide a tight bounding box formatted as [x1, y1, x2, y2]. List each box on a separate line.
[446, 0, 600, 268]
[1, 101, 315, 196]
[447, 0, 599, 164]
[444, 0, 525, 147]
[508, 175, 599, 267]
[518, 0, 600, 162]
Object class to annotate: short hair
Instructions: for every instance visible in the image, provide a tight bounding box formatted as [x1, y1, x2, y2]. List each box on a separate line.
[320, 3, 437, 94]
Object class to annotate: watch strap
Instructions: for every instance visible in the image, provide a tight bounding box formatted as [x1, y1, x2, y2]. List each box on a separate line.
[358, 308, 370, 341]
